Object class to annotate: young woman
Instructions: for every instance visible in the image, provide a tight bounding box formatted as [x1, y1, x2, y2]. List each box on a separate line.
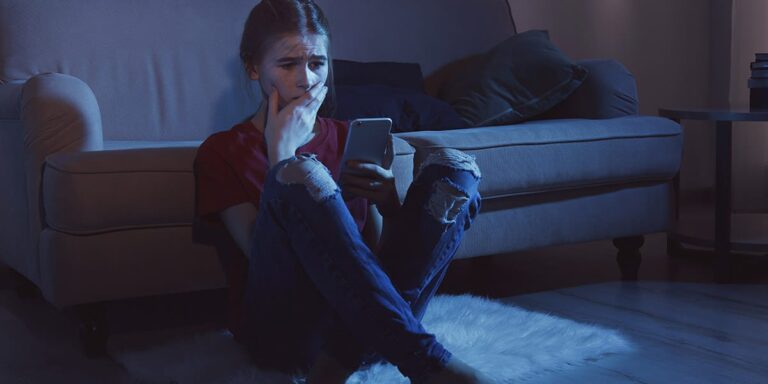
[195, 1, 491, 383]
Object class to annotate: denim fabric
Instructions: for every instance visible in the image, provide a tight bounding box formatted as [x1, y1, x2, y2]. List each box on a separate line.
[239, 150, 481, 382]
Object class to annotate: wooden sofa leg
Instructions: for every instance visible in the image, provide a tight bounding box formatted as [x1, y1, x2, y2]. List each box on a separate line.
[76, 303, 109, 358]
[613, 236, 645, 281]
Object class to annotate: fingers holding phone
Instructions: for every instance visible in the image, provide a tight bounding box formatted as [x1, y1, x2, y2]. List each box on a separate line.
[339, 118, 399, 215]
[340, 160, 400, 216]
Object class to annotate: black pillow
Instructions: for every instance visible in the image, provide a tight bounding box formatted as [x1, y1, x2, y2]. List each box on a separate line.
[332, 59, 425, 92]
[534, 59, 639, 120]
[441, 30, 588, 127]
[333, 84, 467, 133]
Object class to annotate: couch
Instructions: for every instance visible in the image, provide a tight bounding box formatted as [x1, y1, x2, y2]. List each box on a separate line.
[0, 0, 683, 355]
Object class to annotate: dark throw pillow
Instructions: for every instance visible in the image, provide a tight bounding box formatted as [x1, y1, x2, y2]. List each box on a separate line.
[441, 30, 589, 127]
[332, 59, 425, 92]
[333, 84, 467, 133]
[534, 59, 639, 120]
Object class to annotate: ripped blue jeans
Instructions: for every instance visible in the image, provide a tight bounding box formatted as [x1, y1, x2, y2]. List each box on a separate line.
[239, 148, 482, 382]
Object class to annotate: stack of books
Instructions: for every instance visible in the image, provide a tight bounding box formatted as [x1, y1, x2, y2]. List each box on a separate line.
[749, 53, 768, 111]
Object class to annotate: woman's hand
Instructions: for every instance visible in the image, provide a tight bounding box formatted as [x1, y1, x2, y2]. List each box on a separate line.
[340, 137, 400, 217]
[265, 84, 328, 166]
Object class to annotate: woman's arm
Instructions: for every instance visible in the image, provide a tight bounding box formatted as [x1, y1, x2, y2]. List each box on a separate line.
[219, 202, 259, 258]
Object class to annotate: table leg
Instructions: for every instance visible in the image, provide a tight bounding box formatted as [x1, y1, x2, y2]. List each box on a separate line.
[667, 118, 683, 258]
[714, 120, 733, 283]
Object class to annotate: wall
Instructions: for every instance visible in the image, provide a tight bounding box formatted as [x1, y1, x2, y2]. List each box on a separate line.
[509, 0, 710, 114]
[729, 0, 768, 211]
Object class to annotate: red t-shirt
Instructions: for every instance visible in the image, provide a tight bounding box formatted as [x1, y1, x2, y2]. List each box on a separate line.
[194, 117, 368, 337]
[196, 117, 368, 229]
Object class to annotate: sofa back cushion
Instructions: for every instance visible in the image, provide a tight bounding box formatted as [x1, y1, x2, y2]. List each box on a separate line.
[0, 0, 515, 141]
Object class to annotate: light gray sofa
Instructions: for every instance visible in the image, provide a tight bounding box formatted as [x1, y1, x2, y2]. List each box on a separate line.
[0, 0, 682, 354]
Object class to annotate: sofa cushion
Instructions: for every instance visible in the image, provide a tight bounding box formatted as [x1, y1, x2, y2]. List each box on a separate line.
[441, 30, 588, 127]
[42, 138, 416, 234]
[397, 116, 683, 199]
[43, 144, 200, 234]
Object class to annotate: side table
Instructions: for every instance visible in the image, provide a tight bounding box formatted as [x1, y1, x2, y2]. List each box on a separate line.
[659, 107, 768, 283]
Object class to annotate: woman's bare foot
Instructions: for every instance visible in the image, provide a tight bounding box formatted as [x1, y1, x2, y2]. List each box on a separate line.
[305, 350, 356, 384]
[420, 356, 495, 384]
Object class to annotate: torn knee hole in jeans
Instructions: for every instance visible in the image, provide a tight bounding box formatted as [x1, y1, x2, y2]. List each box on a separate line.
[416, 148, 482, 180]
[276, 153, 338, 202]
[427, 178, 470, 224]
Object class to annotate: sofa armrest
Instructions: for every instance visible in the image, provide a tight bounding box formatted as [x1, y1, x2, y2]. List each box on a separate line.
[19, 73, 103, 271]
[537, 59, 639, 120]
[21, 73, 104, 153]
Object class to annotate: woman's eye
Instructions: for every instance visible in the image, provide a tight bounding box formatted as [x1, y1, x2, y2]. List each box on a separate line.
[279, 62, 325, 70]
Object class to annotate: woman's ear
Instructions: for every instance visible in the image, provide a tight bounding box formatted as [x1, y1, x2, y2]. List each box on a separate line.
[247, 63, 260, 81]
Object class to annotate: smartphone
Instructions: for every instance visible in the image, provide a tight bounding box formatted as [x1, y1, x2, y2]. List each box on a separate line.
[340, 117, 393, 172]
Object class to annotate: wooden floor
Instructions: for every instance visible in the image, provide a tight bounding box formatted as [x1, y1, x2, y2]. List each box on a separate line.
[433, 227, 768, 383]
[1, 232, 767, 383]
[504, 281, 768, 384]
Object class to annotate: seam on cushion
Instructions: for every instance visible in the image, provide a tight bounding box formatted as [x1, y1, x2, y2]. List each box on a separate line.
[44, 163, 193, 174]
[48, 154, 414, 174]
[405, 132, 681, 152]
[45, 156, 414, 175]
[480, 175, 673, 201]
[45, 222, 194, 236]
[477, 107, 517, 128]
[476, 65, 588, 127]
[511, 67, 587, 119]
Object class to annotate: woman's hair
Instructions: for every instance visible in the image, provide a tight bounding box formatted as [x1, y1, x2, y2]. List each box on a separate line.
[240, 0, 336, 118]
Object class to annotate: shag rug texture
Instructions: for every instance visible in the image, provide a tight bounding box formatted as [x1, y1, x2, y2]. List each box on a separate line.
[108, 294, 632, 383]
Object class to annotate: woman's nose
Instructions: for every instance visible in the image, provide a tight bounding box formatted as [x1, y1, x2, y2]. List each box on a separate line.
[296, 65, 316, 90]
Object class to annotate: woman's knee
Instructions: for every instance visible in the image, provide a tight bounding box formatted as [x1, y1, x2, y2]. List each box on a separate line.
[269, 153, 339, 202]
[415, 148, 481, 181]
[424, 179, 463, 224]
[415, 148, 482, 224]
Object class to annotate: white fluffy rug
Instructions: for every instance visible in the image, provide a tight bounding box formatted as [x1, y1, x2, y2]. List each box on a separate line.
[108, 294, 632, 384]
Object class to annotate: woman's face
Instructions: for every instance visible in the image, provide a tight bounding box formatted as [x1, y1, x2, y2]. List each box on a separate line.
[249, 33, 329, 110]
